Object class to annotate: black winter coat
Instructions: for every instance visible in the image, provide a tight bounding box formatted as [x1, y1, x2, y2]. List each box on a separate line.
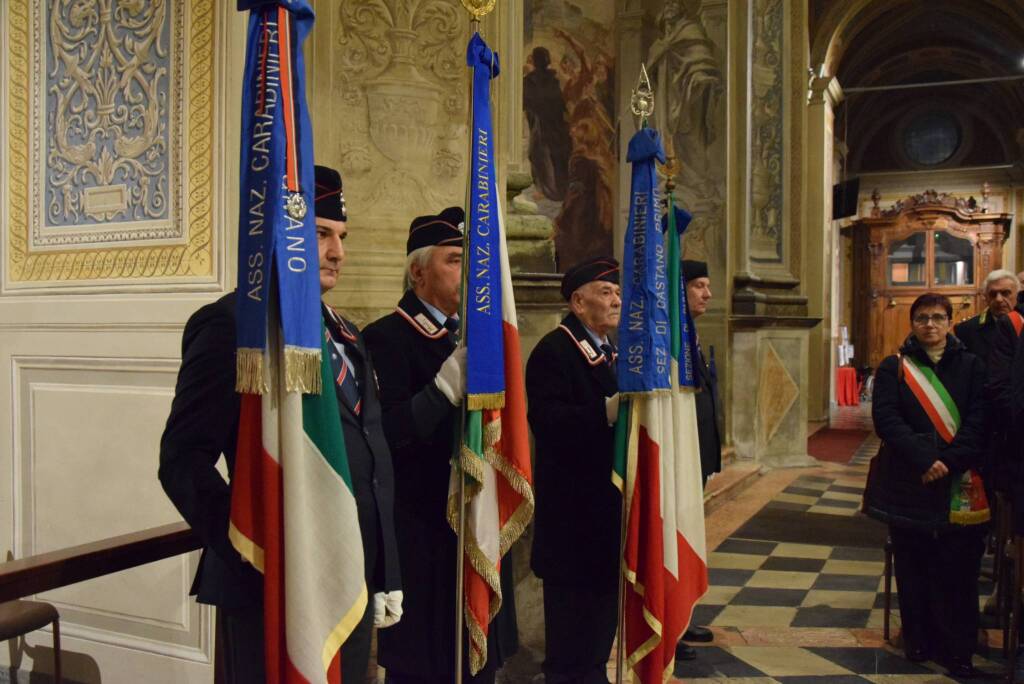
[868, 334, 986, 530]
[694, 342, 722, 483]
[526, 313, 621, 592]
[363, 290, 516, 677]
[159, 292, 401, 611]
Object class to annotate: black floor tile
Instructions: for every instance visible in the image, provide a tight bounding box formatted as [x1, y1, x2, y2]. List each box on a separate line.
[730, 586, 808, 607]
[690, 604, 726, 628]
[807, 646, 933, 674]
[829, 484, 866, 495]
[812, 573, 881, 592]
[672, 645, 766, 679]
[873, 592, 898, 609]
[766, 501, 813, 513]
[815, 497, 860, 509]
[830, 546, 885, 562]
[708, 568, 756, 587]
[784, 486, 827, 497]
[798, 475, 835, 484]
[714, 538, 779, 555]
[775, 677, 873, 684]
[792, 606, 871, 628]
[761, 556, 828, 573]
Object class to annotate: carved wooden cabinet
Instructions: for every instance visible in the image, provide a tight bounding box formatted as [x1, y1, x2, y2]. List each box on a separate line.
[843, 190, 1010, 369]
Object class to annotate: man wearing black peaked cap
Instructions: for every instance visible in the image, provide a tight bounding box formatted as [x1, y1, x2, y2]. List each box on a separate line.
[159, 165, 402, 683]
[674, 259, 721, 660]
[364, 208, 517, 683]
[526, 256, 623, 683]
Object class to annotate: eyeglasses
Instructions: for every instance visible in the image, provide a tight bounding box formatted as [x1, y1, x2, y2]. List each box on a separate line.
[912, 314, 949, 325]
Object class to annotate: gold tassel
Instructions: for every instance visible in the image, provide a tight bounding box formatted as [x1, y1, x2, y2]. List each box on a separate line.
[284, 347, 323, 395]
[467, 391, 505, 411]
[236, 348, 268, 394]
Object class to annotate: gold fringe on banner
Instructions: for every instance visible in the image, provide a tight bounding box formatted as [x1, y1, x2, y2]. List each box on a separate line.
[284, 346, 323, 395]
[235, 348, 268, 395]
[467, 391, 505, 411]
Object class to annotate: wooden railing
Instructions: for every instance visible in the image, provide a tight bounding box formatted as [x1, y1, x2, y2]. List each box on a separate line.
[0, 522, 200, 603]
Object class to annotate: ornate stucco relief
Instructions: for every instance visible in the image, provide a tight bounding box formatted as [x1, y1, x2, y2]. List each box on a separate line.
[333, 0, 468, 218]
[6, 0, 215, 284]
[44, 0, 172, 233]
[647, 0, 723, 263]
[749, 0, 784, 264]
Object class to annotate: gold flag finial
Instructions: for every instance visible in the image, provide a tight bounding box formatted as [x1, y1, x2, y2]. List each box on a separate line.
[461, 0, 496, 19]
[631, 63, 655, 125]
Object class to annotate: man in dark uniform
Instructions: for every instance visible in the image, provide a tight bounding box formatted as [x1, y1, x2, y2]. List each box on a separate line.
[364, 208, 516, 684]
[526, 256, 622, 684]
[674, 260, 720, 661]
[159, 165, 401, 684]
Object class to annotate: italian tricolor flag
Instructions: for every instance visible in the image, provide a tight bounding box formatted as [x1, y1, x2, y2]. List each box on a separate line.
[615, 195, 709, 682]
[229, 319, 367, 683]
[447, 199, 534, 675]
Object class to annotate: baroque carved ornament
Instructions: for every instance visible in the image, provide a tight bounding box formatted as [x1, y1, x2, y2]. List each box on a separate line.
[47, 0, 170, 224]
[335, 0, 468, 211]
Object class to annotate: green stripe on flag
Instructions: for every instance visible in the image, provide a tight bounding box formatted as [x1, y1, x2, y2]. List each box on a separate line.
[464, 409, 483, 461]
[906, 357, 961, 430]
[302, 322, 354, 491]
[667, 194, 681, 363]
[612, 399, 630, 492]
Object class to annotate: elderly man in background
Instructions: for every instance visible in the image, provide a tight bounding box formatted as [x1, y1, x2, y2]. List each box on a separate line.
[955, 269, 1021, 360]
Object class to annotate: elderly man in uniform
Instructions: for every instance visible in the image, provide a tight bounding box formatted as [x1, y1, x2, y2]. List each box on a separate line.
[527, 256, 623, 684]
[363, 208, 516, 684]
[159, 166, 402, 683]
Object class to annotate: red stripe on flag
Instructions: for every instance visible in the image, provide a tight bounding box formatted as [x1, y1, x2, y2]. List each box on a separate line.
[624, 425, 708, 681]
[277, 7, 299, 193]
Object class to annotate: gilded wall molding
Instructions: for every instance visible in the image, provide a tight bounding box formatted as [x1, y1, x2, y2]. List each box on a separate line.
[6, 0, 215, 285]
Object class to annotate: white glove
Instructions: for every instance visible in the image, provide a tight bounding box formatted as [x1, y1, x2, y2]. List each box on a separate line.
[373, 590, 404, 628]
[434, 347, 467, 406]
[605, 393, 620, 425]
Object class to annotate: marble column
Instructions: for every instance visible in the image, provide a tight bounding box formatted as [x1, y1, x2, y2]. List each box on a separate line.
[805, 75, 844, 421]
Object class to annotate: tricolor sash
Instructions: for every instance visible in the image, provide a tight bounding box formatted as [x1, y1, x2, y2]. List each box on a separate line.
[900, 356, 959, 444]
[900, 355, 989, 525]
[1009, 310, 1024, 336]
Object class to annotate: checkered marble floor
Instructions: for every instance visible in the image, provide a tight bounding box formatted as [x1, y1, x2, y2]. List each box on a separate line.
[671, 428, 1007, 683]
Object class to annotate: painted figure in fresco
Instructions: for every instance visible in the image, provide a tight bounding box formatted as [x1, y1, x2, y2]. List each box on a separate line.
[647, 0, 722, 198]
[551, 28, 616, 270]
[554, 103, 616, 271]
[524, 46, 572, 202]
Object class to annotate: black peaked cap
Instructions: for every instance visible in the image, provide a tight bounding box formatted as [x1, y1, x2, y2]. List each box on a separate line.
[561, 256, 620, 300]
[406, 207, 465, 254]
[314, 165, 347, 221]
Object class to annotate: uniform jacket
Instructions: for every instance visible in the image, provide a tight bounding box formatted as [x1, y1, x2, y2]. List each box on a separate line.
[158, 292, 400, 612]
[526, 313, 621, 591]
[694, 342, 722, 483]
[363, 290, 516, 676]
[868, 334, 986, 529]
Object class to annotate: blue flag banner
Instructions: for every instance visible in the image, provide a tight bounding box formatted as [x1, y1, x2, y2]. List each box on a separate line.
[465, 33, 505, 410]
[235, 1, 322, 395]
[664, 200, 699, 388]
[617, 128, 669, 395]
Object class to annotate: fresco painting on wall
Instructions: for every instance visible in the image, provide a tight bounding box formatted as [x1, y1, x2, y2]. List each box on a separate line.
[523, 0, 617, 271]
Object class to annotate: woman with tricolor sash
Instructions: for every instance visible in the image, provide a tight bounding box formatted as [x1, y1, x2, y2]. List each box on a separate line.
[867, 293, 989, 678]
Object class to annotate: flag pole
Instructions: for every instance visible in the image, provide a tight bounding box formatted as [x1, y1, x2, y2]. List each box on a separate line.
[455, 4, 496, 683]
[615, 63, 656, 684]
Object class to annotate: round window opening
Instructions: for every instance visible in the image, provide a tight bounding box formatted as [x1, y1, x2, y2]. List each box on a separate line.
[903, 111, 961, 166]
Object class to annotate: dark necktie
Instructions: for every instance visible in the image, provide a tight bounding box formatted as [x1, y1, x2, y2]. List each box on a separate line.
[325, 326, 361, 416]
[600, 342, 617, 373]
[444, 317, 460, 346]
